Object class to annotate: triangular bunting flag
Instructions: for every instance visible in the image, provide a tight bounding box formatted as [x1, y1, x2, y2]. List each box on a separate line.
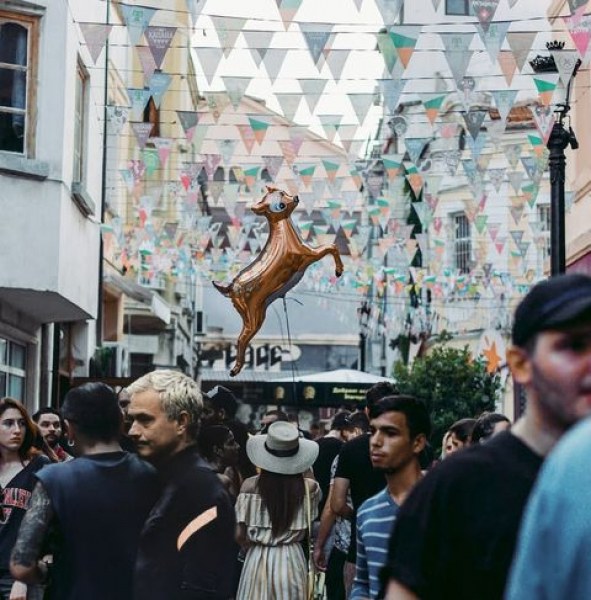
[145, 26, 177, 69]
[440, 32, 475, 86]
[120, 5, 156, 46]
[149, 72, 172, 108]
[532, 105, 555, 143]
[390, 25, 422, 69]
[210, 16, 247, 58]
[151, 137, 173, 168]
[276, 93, 303, 122]
[472, 0, 501, 33]
[405, 138, 430, 166]
[348, 93, 375, 125]
[318, 114, 342, 142]
[262, 48, 289, 83]
[131, 122, 154, 149]
[186, 0, 207, 27]
[463, 109, 487, 140]
[377, 29, 399, 74]
[216, 139, 238, 164]
[136, 46, 157, 83]
[176, 111, 199, 142]
[263, 155, 284, 181]
[237, 125, 257, 154]
[248, 116, 272, 145]
[551, 49, 580, 88]
[221, 76, 251, 109]
[490, 89, 517, 123]
[498, 50, 518, 86]
[508, 171, 524, 194]
[79, 23, 112, 65]
[379, 78, 406, 114]
[374, 0, 404, 26]
[300, 23, 333, 65]
[533, 74, 559, 106]
[422, 93, 446, 125]
[278, 140, 297, 166]
[507, 32, 537, 72]
[277, 0, 304, 30]
[504, 144, 522, 168]
[476, 21, 510, 63]
[324, 49, 351, 80]
[300, 78, 329, 113]
[564, 14, 591, 60]
[127, 88, 151, 120]
[196, 48, 224, 85]
[382, 155, 403, 180]
[243, 30, 275, 67]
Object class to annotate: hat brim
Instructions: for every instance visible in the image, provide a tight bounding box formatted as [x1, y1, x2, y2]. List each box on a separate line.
[247, 434, 319, 475]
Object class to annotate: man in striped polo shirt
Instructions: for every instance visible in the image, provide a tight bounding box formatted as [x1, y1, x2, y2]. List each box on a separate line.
[350, 396, 430, 600]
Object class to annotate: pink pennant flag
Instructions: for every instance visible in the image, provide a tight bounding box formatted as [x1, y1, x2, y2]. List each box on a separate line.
[151, 138, 173, 168]
[498, 51, 517, 86]
[237, 125, 256, 154]
[564, 14, 591, 59]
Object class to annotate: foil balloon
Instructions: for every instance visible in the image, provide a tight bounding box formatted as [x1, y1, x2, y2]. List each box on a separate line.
[213, 185, 344, 376]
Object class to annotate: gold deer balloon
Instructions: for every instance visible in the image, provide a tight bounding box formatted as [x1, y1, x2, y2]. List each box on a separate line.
[213, 185, 344, 376]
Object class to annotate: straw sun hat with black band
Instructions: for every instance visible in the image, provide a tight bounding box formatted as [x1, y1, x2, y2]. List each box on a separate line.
[247, 421, 319, 475]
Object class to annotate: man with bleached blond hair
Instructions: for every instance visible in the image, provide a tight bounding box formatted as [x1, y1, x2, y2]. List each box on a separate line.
[128, 370, 236, 600]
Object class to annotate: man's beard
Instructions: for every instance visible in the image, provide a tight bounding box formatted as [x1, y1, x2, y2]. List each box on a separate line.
[46, 436, 59, 448]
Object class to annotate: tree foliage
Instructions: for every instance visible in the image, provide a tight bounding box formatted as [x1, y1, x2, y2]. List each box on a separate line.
[393, 344, 502, 447]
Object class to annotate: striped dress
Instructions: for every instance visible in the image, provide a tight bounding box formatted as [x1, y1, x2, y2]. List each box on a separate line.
[235, 476, 320, 599]
[350, 488, 399, 599]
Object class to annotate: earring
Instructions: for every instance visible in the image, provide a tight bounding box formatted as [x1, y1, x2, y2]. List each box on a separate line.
[67, 439, 75, 448]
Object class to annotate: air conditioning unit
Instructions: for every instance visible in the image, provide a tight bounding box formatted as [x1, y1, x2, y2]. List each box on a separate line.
[102, 342, 130, 377]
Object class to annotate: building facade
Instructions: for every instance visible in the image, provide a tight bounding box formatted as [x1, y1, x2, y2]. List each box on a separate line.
[0, 0, 105, 408]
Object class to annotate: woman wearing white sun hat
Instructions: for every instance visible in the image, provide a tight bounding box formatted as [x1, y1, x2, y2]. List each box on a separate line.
[235, 421, 320, 599]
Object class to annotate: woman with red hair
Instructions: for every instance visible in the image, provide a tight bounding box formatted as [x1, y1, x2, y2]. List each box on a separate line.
[0, 398, 49, 599]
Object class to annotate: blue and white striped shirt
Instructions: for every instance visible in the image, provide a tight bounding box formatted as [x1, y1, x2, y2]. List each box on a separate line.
[350, 488, 399, 599]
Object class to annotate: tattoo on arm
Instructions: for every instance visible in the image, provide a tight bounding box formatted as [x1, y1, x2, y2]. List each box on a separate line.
[11, 482, 54, 568]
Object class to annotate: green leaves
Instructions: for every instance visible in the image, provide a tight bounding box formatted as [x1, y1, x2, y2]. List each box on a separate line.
[393, 344, 501, 448]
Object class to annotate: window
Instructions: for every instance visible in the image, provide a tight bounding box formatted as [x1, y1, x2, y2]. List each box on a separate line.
[0, 12, 38, 155]
[453, 212, 472, 273]
[537, 204, 551, 258]
[73, 61, 88, 184]
[0, 337, 26, 401]
[446, 0, 476, 16]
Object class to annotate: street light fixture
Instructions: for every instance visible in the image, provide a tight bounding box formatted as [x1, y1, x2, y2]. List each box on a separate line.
[530, 41, 581, 275]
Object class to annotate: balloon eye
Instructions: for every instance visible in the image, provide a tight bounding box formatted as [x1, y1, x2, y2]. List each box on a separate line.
[270, 202, 286, 213]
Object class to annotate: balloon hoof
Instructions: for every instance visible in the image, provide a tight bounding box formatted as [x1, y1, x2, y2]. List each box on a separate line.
[230, 364, 242, 377]
[336, 268, 343, 277]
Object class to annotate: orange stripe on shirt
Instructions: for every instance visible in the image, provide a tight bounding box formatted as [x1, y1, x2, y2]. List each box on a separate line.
[176, 506, 218, 551]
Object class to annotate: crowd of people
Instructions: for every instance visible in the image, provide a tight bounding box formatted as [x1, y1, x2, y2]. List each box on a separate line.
[0, 272, 589, 599]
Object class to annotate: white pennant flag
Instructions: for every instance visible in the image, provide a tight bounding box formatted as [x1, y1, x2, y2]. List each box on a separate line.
[262, 48, 288, 83]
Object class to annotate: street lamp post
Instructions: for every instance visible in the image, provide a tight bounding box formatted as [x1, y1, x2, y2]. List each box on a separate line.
[530, 42, 581, 275]
[358, 301, 370, 372]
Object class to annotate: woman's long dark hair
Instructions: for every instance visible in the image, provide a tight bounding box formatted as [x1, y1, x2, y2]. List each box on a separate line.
[257, 470, 305, 537]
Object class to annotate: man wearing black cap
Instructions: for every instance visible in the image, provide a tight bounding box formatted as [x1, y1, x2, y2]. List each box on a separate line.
[381, 274, 591, 600]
